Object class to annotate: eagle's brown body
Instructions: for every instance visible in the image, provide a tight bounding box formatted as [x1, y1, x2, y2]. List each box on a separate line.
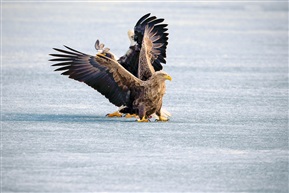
[95, 53, 171, 121]
[132, 74, 166, 119]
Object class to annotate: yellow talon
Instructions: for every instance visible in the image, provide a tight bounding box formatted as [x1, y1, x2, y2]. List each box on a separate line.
[137, 116, 149, 122]
[125, 114, 138, 118]
[157, 116, 169, 122]
[106, 111, 123, 117]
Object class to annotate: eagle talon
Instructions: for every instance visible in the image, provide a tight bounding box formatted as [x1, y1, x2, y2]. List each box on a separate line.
[106, 111, 123, 117]
[156, 116, 169, 122]
[125, 113, 138, 118]
[137, 116, 150, 122]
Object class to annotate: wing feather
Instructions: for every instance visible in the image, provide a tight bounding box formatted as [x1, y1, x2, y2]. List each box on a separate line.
[118, 13, 169, 77]
[50, 46, 141, 107]
[138, 25, 164, 80]
[135, 13, 151, 26]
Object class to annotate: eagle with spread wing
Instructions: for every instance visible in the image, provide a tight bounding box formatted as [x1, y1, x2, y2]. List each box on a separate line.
[50, 13, 171, 122]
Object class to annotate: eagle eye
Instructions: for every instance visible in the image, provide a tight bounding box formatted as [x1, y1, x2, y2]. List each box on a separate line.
[106, 53, 112, 58]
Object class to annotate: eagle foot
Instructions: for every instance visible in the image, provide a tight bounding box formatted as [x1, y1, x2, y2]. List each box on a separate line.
[137, 116, 150, 122]
[106, 111, 123, 117]
[156, 116, 169, 122]
[124, 113, 138, 118]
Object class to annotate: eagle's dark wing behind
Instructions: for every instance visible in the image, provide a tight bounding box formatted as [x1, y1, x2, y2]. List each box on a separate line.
[50, 46, 141, 107]
[118, 13, 169, 77]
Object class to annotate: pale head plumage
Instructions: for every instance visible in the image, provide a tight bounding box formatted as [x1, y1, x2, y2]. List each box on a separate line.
[95, 39, 117, 60]
[127, 30, 136, 46]
[153, 71, 172, 82]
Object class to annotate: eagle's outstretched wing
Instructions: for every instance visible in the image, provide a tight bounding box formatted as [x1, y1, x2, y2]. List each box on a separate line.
[118, 13, 169, 78]
[138, 25, 163, 80]
[50, 46, 141, 107]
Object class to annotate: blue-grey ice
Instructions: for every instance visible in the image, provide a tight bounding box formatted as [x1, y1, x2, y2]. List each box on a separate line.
[2, 2, 288, 192]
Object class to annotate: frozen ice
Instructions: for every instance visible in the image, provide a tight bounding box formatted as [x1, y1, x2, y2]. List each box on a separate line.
[2, 2, 288, 192]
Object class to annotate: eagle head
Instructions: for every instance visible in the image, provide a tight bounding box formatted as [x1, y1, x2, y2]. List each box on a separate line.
[155, 71, 172, 81]
[97, 49, 116, 60]
[95, 40, 117, 60]
[127, 30, 136, 46]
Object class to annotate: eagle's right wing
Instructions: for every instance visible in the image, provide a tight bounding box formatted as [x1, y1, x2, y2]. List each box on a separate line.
[118, 13, 169, 78]
[138, 25, 163, 80]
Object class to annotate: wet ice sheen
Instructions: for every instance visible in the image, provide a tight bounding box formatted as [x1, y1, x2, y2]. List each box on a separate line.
[2, 2, 288, 192]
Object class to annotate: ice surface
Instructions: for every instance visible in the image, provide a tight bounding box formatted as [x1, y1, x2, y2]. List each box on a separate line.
[2, 2, 288, 192]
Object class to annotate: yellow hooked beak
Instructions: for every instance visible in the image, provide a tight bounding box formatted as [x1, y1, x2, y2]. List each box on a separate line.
[164, 74, 172, 81]
[96, 53, 106, 57]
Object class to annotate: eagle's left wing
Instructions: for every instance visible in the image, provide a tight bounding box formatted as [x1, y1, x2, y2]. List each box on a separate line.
[50, 46, 141, 107]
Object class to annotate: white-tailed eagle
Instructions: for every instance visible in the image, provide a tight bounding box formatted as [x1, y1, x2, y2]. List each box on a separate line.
[50, 13, 171, 122]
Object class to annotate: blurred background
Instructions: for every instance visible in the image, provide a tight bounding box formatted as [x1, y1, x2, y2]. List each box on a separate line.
[2, 1, 288, 192]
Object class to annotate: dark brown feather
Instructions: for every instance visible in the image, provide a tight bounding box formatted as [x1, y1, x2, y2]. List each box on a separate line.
[50, 46, 134, 107]
[118, 13, 169, 76]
